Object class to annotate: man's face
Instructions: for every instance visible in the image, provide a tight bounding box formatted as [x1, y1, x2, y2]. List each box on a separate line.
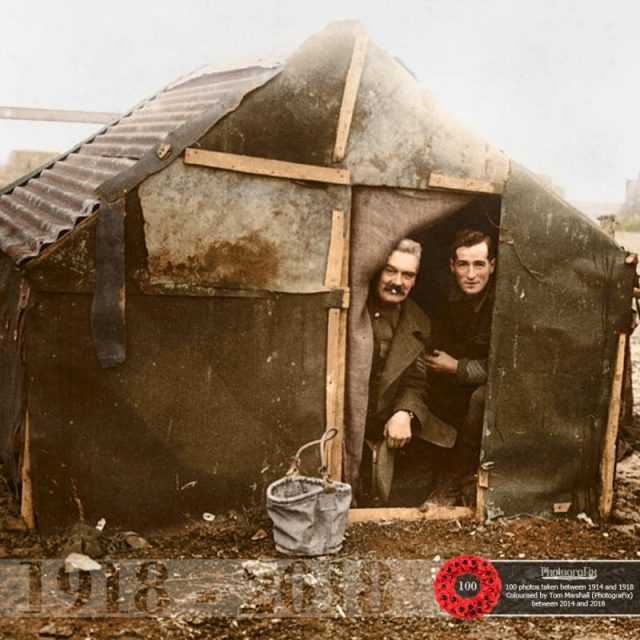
[450, 241, 495, 296]
[376, 250, 419, 305]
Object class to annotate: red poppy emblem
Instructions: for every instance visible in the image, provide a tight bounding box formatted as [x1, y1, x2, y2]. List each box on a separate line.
[434, 555, 502, 618]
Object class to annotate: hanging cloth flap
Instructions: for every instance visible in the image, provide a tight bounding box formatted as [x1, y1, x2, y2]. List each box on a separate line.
[482, 163, 634, 519]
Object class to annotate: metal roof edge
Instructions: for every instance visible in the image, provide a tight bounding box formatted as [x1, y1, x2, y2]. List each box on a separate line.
[0, 63, 282, 199]
[0, 93, 159, 199]
[97, 65, 283, 203]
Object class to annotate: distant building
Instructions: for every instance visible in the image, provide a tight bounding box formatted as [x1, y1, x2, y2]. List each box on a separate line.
[0, 149, 59, 189]
[532, 173, 622, 227]
[573, 174, 640, 251]
[570, 200, 624, 222]
[569, 172, 640, 237]
[625, 173, 640, 214]
[596, 214, 619, 239]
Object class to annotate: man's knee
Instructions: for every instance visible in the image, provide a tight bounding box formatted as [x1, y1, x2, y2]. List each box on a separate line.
[467, 385, 486, 427]
[458, 385, 486, 450]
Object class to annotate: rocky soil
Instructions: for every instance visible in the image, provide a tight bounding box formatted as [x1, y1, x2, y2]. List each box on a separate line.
[1, 339, 640, 639]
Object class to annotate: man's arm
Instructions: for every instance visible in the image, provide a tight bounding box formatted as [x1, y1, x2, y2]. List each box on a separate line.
[391, 353, 428, 416]
[425, 351, 488, 385]
[456, 357, 488, 385]
[385, 354, 429, 448]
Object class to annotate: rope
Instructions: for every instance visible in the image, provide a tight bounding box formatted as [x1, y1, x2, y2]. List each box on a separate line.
[484, 208, 546, 281]
[286, 428, 339, 486]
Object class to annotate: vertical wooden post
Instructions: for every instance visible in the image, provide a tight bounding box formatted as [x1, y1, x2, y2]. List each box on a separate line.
[324, 210, 346, 289]
[598, 331, 627, 519]
[324, 209, 350, 480]
[326, 308, 343, 479]
[475, 466, 490, 521]
[20, 412, 35, 529]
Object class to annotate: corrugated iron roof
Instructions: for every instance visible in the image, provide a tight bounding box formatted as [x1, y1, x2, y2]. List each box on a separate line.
[0, 65, 281, 263]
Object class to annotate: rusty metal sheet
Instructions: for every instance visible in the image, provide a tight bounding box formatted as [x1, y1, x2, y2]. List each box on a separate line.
[0, 19, 509, 266]
[79, 140, 153, 160]
[139, 160, 350, 293]
[0, 65, 281, 265]
[24, 187, 148, 297]
[96, 66, 282, 201]
[0, 155, 134, 264]
[25, 291, 330, 532]
[25, 217, 97, 293]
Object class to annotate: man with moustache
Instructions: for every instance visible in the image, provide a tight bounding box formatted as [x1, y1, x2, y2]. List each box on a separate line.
[423, 229, 496, 506]
[364, 238, 456, 502]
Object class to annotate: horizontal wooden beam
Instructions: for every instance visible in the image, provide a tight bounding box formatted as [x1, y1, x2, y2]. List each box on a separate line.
[0, 106, 119, 124]
[138, 282, 349, 306]
[428, 172, 504, 195]
[184, 148, 351, 185]
[348, 506, 474, 523]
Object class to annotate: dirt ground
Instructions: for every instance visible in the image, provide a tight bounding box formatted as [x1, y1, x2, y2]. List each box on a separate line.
[1, 340, 640, 639]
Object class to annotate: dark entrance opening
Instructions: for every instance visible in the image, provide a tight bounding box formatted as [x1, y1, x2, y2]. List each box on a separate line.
[354, 191, 502, 510]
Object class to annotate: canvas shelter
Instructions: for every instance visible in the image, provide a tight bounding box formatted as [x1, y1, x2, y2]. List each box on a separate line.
[0, 21, 634, 532]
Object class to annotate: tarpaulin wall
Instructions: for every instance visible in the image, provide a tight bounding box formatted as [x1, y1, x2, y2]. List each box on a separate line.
[0, 254, 27, 484]
[21, 158, 350, 532]
[24, 291, 331, 532]
[482, 164, 634, 519]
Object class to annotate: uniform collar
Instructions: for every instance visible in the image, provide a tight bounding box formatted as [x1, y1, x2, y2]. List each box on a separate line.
[449, 277, 494, 313]
[368, 296, 403, 318]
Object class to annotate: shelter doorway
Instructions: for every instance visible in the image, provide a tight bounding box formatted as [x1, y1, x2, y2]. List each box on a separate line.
[346, 187, 501, 516]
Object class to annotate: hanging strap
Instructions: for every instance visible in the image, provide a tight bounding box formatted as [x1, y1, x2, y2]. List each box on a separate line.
[91, 197, 126, 367]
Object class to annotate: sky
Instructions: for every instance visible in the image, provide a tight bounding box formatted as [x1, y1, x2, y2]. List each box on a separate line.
[1, 0, 639, 203]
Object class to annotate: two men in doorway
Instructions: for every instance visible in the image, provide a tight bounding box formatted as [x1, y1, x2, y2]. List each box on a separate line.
[364, 230, 496, 506]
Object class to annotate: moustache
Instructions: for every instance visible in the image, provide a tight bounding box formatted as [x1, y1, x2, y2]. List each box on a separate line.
[383, 284, 406, 295]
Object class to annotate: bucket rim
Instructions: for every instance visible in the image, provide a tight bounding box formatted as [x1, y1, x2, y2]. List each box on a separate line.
[266, 475, 351, 504]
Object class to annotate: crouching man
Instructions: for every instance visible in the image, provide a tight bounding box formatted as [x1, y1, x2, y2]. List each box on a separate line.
[363, 238, 456, 502]
[424, 229, 496, 505]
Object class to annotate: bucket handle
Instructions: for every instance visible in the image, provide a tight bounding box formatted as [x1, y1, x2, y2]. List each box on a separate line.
[286, 428, 338, 486]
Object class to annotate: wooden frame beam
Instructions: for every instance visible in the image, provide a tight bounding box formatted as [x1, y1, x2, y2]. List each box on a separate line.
[20, 412, 35, 529]
[325, 309, 344, 480]
[324, 210, 346, 289]
[475, 466, 490, 521]
[184, 148, 351, 185]
[0, 106, 119, 124]
[333, 26, 368, 162]
[428, 172, 504, 195]
[599, 331, 627, 519]
[349, 506, 474, 523]
[324, 209, 350, 480]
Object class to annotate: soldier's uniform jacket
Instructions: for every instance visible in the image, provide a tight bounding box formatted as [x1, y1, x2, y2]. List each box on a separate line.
[428, 278, 495, 426]
[367, 297, 456, 447]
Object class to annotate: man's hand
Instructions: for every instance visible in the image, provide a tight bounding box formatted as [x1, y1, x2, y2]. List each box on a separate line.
[425, 350, 458, 375]
[384, 411, 412, 448]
